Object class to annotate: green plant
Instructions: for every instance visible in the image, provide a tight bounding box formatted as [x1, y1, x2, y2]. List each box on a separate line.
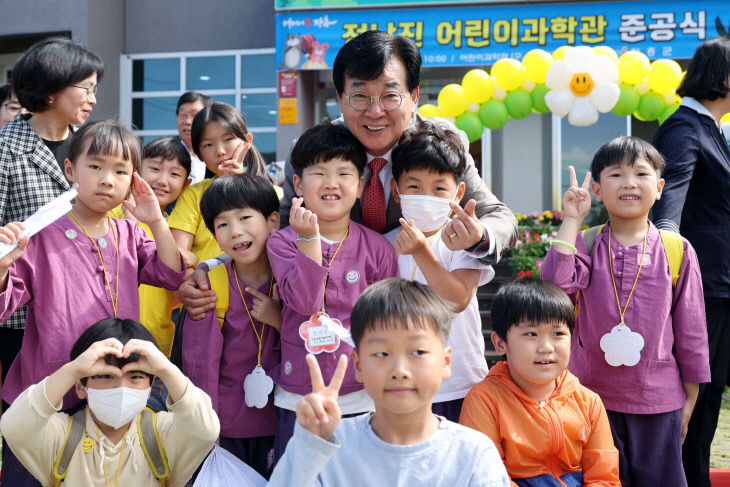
[508, 210, 563, 277]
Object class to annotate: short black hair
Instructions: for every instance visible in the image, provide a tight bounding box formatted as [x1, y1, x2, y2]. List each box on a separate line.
[70, 317, 159, 385]
[333, 30, 421, 97]
[290, 122, 367, 177]
[191, 102, 271, 181]
[0, 83, 12, 105]
[176, 91, 213, 115]
[12, 37, 104, 113]
[200, 173, 280, 235]
[143, 136, 192, 177]
[590, 136, 665, 182]
[392, 120, 466, 182]
[678, 37, 730, 101]
[350, 278, 454, 348]
[491, 278, 575, 341]
[68, 120, 142, 172]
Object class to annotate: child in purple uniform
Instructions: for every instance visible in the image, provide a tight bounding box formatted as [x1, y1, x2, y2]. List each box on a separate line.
[0, 121, 185, 411]
[267, 122, 398, 461]
[540, 136, 710, 486]
[0, 120, 185, 486]
[182, 174, 281, 478]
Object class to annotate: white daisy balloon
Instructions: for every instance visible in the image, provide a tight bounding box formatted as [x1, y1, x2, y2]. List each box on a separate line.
[544, 46, 620, 126]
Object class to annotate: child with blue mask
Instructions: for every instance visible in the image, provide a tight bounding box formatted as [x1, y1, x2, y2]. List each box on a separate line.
[385, 121, 495, 423]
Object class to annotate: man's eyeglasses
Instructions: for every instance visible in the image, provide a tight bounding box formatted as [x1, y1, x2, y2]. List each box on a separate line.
[347, 91, 404, 112]
[70, 84, 98, 98]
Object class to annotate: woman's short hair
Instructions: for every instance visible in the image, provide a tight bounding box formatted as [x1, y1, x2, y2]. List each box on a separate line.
[12, 37, 104, 113]
[678, 37, 730, 101]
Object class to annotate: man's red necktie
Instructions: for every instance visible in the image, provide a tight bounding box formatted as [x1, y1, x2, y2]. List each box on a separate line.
[361, 157, 388, 233]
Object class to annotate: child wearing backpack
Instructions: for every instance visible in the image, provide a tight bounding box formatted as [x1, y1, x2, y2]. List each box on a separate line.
[0, 317, 219, 487]
[540, 136, 710, 486]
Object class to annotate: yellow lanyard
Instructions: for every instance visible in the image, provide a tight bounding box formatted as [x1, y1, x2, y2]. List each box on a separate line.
[608, 225, 648, 326]
[321, 227, 349, 313]
[233, 266, 274, 367]
[70, 212, 119, 316]
[95, 423, 124, 487]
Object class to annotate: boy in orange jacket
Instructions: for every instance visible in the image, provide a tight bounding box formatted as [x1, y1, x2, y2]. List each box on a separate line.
[460, 278, 619, 486]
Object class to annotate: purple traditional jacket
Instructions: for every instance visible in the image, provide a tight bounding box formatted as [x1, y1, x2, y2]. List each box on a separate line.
[540, 221, 710, 414]
[0, 215, 185, 408]
[267, 222, 398, 396]
[182, 260, 279, 438]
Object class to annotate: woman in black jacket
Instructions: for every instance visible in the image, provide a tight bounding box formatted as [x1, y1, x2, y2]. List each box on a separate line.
[653, 37, 730, 487]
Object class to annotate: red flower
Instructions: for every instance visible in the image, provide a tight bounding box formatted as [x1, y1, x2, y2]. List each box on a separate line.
[517, 271, 525, 278]
[525, 270, 533, 277]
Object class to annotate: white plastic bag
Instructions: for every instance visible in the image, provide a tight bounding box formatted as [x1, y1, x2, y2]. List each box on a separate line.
[192, 445, 267, 487]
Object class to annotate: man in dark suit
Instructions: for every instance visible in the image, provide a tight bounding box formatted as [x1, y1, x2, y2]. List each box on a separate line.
[279, 30, 517, 263]
[653, 37, 730, 487]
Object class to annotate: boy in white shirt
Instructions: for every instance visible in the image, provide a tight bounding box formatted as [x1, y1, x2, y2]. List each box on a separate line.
[384, 121, 494, 421]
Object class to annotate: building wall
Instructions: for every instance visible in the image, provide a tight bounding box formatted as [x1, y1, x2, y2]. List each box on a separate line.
[88, 0, 125, 120]
[124, 0, 275, 53]
[0, 0, 88, 43]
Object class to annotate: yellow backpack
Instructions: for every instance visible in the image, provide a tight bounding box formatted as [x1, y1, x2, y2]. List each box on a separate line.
[580, 224, 683, 287]
[53, 407, 169, 487]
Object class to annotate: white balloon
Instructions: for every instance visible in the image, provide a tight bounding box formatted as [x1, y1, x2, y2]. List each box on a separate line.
[589, 55, 619, 84]
[493, 84, 507, 101]
[564, 46, 595, 73]
[522, 79, 536, 92]
[590, 83, 621, 113]
[568, 96, 599, 126]
[544, 89, 574, 118]
[545, 60, 571, 90]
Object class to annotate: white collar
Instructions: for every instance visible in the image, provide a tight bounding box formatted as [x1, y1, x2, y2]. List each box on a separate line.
[367, 149, 393, 165]
[680, 96, 717, 122]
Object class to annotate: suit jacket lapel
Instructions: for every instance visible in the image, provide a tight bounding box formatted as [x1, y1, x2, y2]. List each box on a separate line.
[699, 115, 730, 171]
[6, 117, 70, 189]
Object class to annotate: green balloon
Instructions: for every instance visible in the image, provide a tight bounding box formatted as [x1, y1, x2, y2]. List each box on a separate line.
[455, 112, 484, 143]
[636, 91, 665, 121]
[658, 102, 680, 125]
[612, 84, 640, 116]
[479, 100, 509, 130]
[632, 110, 648, 122]
[504, 89, 533, 119]
[531, 84, 550, 113]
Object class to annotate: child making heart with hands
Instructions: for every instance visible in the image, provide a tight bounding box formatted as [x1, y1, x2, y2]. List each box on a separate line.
[0, 317, 218, 487]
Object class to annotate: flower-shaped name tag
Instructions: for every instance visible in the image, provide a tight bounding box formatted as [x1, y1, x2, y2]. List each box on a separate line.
[243, 365, 273, 409]
[600, 324, 644, 367]
[299, 312, 342, 354]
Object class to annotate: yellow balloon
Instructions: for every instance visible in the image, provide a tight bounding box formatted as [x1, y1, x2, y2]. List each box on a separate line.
[553, 46, 571, 61]
[522, 49, 553, 84]
[461, 69, 495, 104]
[437, 84, 469, 117]
[648, 59, 683, 95]
[492, 58, 525, 91]
[619, 51, 650, 85]
[417, 104, 444, 118]
[721, 113, 730, 123]
[593, 46, 619, 64]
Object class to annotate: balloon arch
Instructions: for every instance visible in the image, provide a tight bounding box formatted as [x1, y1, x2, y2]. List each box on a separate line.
[419, 45, 689, 143]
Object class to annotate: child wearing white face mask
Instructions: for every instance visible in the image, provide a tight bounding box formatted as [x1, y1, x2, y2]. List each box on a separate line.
[0, 317, 219, 487]
[385, 122, 495, 423]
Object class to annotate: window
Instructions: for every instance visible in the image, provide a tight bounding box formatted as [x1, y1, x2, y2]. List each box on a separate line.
[121, 49, 277, 162]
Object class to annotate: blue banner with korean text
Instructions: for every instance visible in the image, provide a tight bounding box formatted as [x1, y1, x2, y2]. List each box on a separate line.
[276, 0, 730, 69]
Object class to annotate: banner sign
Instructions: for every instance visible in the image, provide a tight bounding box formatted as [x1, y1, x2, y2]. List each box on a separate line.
[276, 1, 730, 69]
[276, 0, 484, 9]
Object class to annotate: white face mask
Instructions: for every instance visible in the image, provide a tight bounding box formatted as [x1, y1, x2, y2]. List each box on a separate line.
[86, 386, 150, 429]
[397, 187, 458, 233]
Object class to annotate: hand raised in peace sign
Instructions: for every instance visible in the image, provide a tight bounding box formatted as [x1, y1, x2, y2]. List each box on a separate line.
[563, 165, 592, 221]
[296, 353, 347, 440]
